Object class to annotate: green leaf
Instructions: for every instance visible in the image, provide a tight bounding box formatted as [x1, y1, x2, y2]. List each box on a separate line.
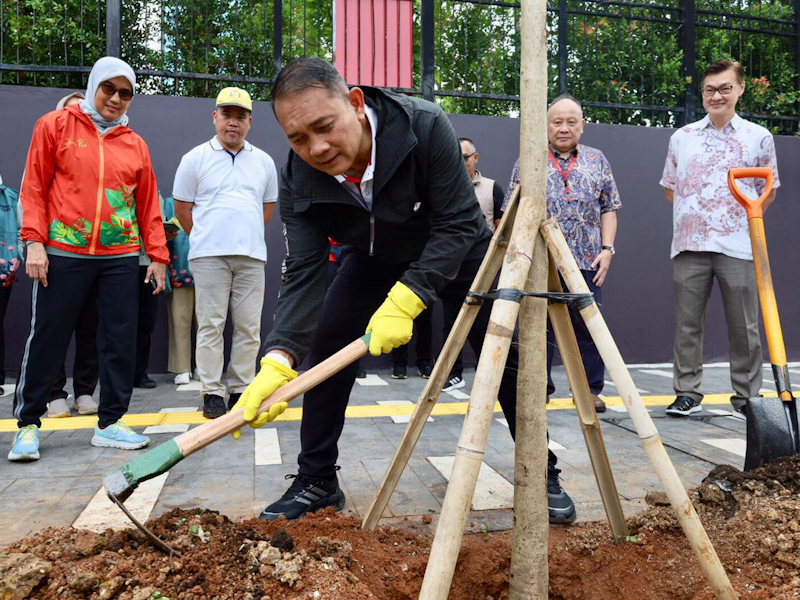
[105, 189, 127, 210]
[100, 221, 130, 246]
[110, 213, 126, 228]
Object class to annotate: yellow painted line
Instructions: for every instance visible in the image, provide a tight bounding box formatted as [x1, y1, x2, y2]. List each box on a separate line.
[0, 392, 775, 433]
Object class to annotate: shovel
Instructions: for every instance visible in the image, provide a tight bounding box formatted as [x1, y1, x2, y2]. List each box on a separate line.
[728, 168, 800, 470]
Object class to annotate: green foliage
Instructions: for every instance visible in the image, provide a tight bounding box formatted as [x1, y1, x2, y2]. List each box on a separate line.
[1, 0, 797, 132]
[694, 0, 799, 134]
[127, 0, 333, 100]
[433, 0, 521, 117]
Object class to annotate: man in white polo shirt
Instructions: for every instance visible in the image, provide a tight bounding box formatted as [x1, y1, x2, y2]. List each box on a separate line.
[173, 87, 279, 419]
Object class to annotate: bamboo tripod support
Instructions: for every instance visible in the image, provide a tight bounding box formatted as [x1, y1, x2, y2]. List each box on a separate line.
[362, 188, 627, 540]
[540, 218, 737, 600]
[363, 189, 626, 540]
[546, 255, 628, 539]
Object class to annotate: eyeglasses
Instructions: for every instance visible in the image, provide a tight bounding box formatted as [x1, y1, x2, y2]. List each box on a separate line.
[701, 84, 739, 98]
[462, 152, 476, 161]
[99, 81, 134, 101]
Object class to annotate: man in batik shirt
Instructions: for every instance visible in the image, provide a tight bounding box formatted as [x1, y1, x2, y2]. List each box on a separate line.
[503, 93, 621, 413]
[660, 59, 779, 419]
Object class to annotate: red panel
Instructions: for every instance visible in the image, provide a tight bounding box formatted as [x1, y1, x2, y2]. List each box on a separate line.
[345, 0, 360, 82]
[372, 0, 386, 86]
[398, 0, 413, 88]
[385, 0, 399, 87]
[359, 0, 374, 85]
[333, 0, 347, 80]
[335, 0, 414, 88]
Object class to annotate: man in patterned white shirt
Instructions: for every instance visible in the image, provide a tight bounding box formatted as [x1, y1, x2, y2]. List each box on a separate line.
[660, 59, 779, 419]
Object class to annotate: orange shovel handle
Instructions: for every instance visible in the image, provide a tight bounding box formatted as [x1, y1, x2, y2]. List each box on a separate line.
[727, 167, 773, 220]
[728, 167, 792, 401]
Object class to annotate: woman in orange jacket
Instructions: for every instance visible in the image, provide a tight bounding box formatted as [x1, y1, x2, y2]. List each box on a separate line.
[9, 56, 169, 461]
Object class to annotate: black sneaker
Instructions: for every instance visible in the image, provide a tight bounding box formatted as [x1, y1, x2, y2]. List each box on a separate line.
[417, 361, 433, 379]
[547, 466, 576, 524]
[202, 394, 226, 419]
[134, 374, 157, 389]
[392, 363, 408, 379]
[356, 366, 367, 379]
[442, 375, 465, 392]
[666, 395, 702, 417]
[228, 393, 241, 412]
[259, 473, 346, 521]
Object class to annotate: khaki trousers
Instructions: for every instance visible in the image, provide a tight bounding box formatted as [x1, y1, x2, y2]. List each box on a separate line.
[167, 286, 195, 374]
[190, 256, 265, 397]
[672, 251, 762, 407]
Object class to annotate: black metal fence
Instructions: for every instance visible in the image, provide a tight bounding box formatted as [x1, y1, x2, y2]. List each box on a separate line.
[1, 0, 798, 132]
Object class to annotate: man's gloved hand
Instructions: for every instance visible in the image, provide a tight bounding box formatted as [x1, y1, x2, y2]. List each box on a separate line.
[231, 357, 298, 439]
[365, 282, 427, 356]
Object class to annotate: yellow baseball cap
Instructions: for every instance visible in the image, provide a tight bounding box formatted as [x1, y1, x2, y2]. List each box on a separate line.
[216, 87, 253, 111]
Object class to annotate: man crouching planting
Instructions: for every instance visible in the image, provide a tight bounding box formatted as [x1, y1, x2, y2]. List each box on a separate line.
[233, 57, 577, 524]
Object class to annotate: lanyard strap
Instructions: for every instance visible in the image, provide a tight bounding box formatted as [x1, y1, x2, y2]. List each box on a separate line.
[548, 149, 578, 194]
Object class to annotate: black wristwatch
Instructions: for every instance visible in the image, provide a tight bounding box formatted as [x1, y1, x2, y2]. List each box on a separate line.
[601, 245, 615, 255]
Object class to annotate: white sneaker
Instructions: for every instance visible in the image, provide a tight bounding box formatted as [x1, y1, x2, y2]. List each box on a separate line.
[442, 376, 465, 392]
[73, 395, 98, 415]
[47, 398, 71, 418]
[174, 372, 192, 385]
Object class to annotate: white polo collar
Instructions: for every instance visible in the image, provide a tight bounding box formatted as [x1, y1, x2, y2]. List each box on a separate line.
[209, 136, 253, 152]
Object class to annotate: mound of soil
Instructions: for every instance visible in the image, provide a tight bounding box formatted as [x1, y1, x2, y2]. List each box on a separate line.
[3, 455, 800, 600]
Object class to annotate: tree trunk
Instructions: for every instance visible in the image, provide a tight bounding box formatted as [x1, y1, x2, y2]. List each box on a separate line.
[510, 1, 550, 598]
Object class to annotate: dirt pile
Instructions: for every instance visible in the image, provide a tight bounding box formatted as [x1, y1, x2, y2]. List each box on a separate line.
[3, 455, 800, 600]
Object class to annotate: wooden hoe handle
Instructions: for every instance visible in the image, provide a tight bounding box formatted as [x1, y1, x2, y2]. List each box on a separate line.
[176, 335, 370, 457]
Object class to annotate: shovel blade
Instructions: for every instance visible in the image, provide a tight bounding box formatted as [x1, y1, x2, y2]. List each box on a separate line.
[744, 396, 800, 471]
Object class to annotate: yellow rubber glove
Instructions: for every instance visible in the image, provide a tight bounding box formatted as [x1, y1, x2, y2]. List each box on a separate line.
[231, 357, 298, 439]
[365, 282, 427, 356]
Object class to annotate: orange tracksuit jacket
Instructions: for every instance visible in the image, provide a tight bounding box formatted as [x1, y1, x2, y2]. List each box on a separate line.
[20, 104, 169, 264]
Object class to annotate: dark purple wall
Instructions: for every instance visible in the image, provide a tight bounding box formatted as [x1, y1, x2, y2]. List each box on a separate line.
[1, 83, 799, 377]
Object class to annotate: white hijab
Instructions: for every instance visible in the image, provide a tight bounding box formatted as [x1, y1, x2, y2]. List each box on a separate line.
[79, 56, 136, 134]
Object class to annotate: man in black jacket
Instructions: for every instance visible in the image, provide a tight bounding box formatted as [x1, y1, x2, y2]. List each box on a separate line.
[231, 57, 575, 524]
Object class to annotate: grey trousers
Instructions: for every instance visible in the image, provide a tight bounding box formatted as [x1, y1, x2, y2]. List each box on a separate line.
[190, 256, 265, 397]
[672, 251, 762, 407]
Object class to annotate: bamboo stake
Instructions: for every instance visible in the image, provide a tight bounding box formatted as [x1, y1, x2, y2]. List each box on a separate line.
[541, 218, 737, 600]
[362, 189, 520, 531]
[546, 255, 628, 540]
[417, 192, 543, 599]
[509, 1, 550, 596]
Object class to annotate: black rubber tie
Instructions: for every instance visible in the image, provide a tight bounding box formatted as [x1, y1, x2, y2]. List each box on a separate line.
[466, 288, 594, 308]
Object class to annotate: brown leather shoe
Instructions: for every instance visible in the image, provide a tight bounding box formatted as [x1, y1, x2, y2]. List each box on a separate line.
[592, 394, 606, 413]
